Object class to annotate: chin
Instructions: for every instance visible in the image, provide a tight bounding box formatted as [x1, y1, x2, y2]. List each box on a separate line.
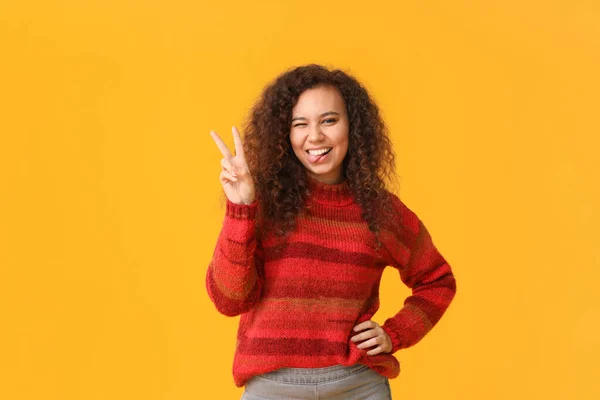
[306, 166, 332, 176]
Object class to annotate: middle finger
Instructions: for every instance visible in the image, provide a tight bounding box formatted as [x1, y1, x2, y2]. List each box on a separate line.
[356, 336, 381, 349]
[351, 329, 378, 343]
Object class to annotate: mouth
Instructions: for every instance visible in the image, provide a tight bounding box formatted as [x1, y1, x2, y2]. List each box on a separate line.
[306, 147, 332, 156]
[306, 147, 332, 164]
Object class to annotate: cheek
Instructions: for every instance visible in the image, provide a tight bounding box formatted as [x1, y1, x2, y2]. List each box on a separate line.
[338, 144, 349, 161]
[289, 133, 304, 156]
[336, 132, 350, 156]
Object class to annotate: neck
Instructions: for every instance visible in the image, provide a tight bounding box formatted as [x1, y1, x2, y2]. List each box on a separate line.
[307, 172, 344, 185]
[306, 174, 354, 206]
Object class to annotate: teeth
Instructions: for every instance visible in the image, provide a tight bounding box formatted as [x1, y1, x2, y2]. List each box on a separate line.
[307, 148, 331, 155]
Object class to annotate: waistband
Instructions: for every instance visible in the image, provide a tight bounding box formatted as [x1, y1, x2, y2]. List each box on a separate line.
[256, 364, 369, 384]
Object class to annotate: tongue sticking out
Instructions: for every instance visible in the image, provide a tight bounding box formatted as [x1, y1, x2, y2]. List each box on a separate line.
[307, 149, 331, 164]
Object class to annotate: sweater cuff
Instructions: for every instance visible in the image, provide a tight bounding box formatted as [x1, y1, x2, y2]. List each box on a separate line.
[226, 199, 258, 219]
[381, 322, 404, 354]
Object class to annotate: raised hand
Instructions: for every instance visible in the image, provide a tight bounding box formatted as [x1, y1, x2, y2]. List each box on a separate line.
[210, 126, 256, 205]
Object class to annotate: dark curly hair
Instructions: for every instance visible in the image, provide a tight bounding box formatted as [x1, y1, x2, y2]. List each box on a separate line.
[242, 63, 399, 248]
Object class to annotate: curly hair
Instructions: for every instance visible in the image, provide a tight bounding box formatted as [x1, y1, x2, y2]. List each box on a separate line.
[242, 63, 399, 248]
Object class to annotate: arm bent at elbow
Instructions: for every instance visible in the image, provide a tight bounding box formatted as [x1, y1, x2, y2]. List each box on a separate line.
[381, 195, 457, 353]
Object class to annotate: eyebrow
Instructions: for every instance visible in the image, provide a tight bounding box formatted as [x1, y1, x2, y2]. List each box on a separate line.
[291, 111, 340, 122]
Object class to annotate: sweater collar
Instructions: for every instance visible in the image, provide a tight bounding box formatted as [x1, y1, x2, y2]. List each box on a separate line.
[306, 175, 355, 206]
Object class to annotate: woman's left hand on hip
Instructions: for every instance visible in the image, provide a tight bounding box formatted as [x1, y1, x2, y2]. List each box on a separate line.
[351, 320, 392, 355]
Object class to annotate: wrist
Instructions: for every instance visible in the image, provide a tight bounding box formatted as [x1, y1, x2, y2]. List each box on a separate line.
[226, 198, 257, 218]
[381, 323, 402, 354]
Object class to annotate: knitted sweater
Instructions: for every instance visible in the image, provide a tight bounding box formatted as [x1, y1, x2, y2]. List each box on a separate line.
[206, 176, 456, 387]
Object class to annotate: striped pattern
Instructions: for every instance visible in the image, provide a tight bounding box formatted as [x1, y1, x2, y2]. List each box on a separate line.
[206, 176, 456, 387]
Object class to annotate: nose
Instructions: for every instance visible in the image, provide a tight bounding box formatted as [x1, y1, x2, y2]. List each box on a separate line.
[307, 123, 325, 142]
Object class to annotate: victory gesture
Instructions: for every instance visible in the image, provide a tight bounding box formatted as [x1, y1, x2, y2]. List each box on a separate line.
[210, 126, 256, 205]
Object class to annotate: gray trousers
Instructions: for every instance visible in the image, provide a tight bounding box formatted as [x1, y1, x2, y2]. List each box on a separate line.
[241, 364, 392, 400]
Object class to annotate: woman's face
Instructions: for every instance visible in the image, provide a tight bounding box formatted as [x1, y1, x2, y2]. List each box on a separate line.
[289, 85, 350, 184]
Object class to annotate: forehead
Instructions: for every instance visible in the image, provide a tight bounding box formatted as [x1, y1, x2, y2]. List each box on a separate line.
[292, 85, 346, 115]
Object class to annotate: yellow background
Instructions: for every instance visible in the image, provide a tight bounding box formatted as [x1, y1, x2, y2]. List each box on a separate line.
[1, 1, 599, 398]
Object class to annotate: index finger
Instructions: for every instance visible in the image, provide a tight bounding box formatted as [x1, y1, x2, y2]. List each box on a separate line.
[353, 320, 377, 332]
[232, 126, 246, 160]
[210, 130, 233, 160]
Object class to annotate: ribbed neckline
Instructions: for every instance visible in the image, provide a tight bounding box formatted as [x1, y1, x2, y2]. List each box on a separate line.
[306, 175, 355, 206]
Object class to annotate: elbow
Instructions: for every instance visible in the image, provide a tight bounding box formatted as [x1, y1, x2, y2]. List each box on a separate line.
[446, 268, 457, 299]
[213, 300, 257, 317]
[439, 270, 457, 310]
[413, 267, 457, 308]
[443, 269, 457, 295]
[205, 271, 261, 317]
[209, 290, 260, 317]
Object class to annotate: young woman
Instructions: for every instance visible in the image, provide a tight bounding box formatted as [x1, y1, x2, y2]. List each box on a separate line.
[207, 64, 456, 399]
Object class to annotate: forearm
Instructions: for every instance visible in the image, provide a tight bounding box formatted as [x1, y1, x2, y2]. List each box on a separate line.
[382, 263, 456, 353]
[205, 200, 263, 316]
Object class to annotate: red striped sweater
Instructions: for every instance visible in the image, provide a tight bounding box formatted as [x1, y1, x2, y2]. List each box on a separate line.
[206, 176, 456, 387]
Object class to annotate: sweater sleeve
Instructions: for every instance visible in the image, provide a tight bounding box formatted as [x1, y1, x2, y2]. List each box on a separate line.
[380, 194, 457, 354]
[205, 199, 264, 317]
